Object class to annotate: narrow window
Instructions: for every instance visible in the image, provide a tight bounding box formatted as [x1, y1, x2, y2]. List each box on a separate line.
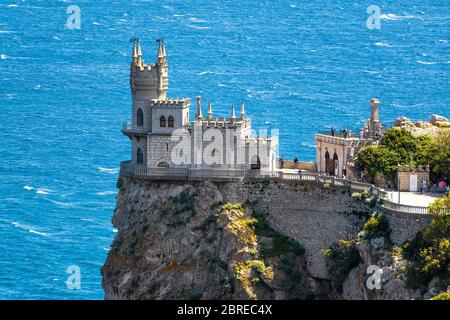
[168, 115, 174, 128]
[137, 108, 144, 127]
[137, 148, 144, 164]
[160, 115, 166, 127]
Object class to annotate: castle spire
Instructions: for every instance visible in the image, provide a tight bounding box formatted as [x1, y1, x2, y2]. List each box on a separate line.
[207, 100, 213, 120]
[196, 96, 203, 120]
[240, 98, 245, 119]
[131, 40, 138, 64]
[136, 39, 143, 66]
[157, 38, 166, 63]
[231, 104, 237, 120]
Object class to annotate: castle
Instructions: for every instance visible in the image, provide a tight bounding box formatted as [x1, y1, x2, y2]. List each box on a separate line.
[122, 39, 278, 171]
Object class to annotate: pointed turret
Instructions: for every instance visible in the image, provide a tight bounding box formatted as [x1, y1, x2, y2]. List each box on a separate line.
[196, 96, 203, 120]
[136, 39, 143, 66]
[240, 98, 245, 120]
[131, 40, 138, 65]
[207, 100, 213, 120]
[157, 38, 167, 64]
[231, 104, 237, 121]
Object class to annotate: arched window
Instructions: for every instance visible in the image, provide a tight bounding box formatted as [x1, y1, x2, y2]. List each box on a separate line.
[137, 108, 144, 127]
[160, 115, 166, 127]
[137, 148, 144, 164]
[168, 115, 174, 128]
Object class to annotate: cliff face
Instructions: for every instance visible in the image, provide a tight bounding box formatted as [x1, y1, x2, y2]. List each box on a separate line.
[101, 176, 432, 300]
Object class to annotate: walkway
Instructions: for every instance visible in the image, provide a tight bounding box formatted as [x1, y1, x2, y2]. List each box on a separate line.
[120, 161, 442, 215]
[386, 192, 441, 207]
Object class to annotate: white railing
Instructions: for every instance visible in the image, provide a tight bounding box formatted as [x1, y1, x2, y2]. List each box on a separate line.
[380, 200, 429, 214]
[119, 161, 437, 215]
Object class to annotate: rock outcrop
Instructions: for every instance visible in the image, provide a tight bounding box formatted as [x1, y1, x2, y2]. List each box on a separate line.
[101, 176, 435, 300]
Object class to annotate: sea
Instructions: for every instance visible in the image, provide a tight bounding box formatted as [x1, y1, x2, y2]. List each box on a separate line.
[0, 0, 448, 299]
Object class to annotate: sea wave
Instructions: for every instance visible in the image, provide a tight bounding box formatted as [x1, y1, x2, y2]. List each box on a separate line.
[380, 13, 417, 21]
[36, 188, 52, 195]
[374, 42, 391, 47]
[23, 185, 34, 191]
[98, 167, 119, 174]
[187, 24, 211, 30]
[189, 17, 208, 23]
[48, 199, 80, 208]
[96, 191, 116, 196]
[416, 60, 437, 65]
[11, 222, 48, 237]
[29, 229, 48, 237]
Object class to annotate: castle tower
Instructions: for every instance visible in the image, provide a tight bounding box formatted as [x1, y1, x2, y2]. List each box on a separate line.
[130, 38, 168, 101]
[368, 98, 382, 139]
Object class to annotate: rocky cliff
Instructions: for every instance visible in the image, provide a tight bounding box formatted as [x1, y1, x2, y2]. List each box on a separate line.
[101, 176, 436, 300]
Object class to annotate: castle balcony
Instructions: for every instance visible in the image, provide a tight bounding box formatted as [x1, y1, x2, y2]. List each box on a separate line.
[315, 129, 363, 147]
[122, 121, 148, 136]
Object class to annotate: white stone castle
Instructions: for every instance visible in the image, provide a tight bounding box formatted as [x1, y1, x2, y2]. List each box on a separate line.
[122, 39, 278, 171]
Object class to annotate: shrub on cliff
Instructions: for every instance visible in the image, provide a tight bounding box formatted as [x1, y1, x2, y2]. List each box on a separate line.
[431, 291, 450, 300]
[402, 194, 450, 289]
[362, 212, 391, 240]
[321, 239, 362, 292]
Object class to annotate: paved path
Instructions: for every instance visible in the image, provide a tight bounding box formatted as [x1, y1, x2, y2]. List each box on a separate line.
[386, 192, 441, 207]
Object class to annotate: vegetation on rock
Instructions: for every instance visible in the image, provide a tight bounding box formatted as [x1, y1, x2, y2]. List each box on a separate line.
[402, 194, 450, 290]
[321, 239, 362, 292]
[356, 128, 449, 183]
[361, 212, 391, 240]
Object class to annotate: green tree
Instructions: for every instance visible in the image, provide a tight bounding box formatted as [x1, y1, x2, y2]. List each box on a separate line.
[356, 128, 437, 183]
[430, 129, 450, 183]
[402, 194, 450, 289]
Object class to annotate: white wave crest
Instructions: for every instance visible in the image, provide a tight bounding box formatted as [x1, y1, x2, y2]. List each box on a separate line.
[380, 14, 416, 21]
[417, 60, 437, 65]
[29, 229, 48, 236]
[374, 42, 391, 47]
[12, 222, 48, 236]
[24, 185, 34, 191]
[36, 188, 52, 195]
[96, 191, 116, 196]
[98, 167, 119, 174]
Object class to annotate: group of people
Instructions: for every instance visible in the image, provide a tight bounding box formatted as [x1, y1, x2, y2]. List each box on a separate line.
[330, 127, 351, 138]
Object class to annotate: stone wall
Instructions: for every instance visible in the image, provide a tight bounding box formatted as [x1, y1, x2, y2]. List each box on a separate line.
[248, 182, 367, 279]
[107, 177, 433, 289]
[383, 210, 432, 244]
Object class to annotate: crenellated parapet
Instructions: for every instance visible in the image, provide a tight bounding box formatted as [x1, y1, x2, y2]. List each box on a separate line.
[149, 98, 191, 108]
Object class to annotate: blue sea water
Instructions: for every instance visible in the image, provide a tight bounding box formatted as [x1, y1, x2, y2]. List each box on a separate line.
[0, 0, 448, 299]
